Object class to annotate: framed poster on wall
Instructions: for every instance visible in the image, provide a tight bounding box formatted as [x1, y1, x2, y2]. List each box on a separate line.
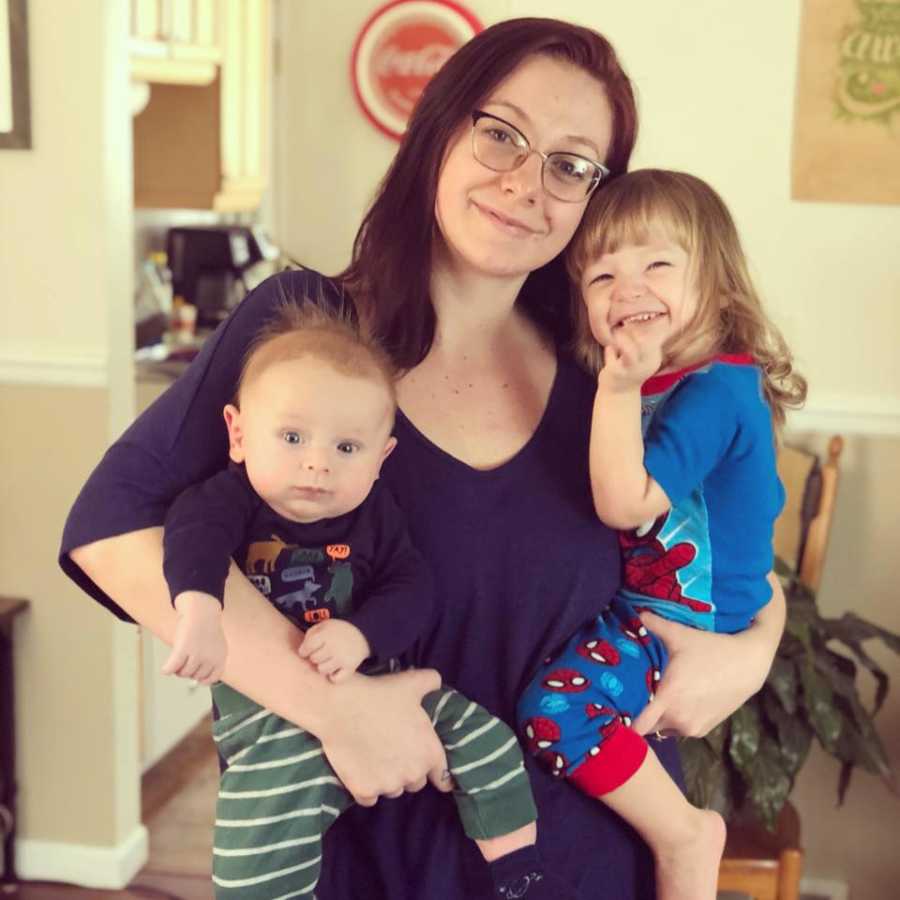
[0, 0, 31, 149]
[792, 0, 900, 204]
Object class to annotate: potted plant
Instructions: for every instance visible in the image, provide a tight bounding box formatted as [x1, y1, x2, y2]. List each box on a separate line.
[680, 558, 900, 830]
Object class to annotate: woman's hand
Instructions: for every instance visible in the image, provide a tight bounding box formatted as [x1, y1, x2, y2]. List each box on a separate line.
[632, 573, 786, 737]
[316, 668, 451, 806]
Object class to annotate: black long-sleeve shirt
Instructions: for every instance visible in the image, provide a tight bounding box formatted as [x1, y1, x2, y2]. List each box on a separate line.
[163, 463, 434, 661]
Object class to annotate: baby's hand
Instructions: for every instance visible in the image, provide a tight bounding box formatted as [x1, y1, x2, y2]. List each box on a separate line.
[599, 324, 664, 392]
[161, 591, 227, 685]
[298, 619, 371, 683]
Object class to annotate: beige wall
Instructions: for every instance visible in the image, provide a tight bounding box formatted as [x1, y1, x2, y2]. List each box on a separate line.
[271, 0, 512, 276]
[0, 0, 139, 883]
[2, 4, 106, 361]
[272, 1, 900, 896]
[274, 0, 900, 424]
[787, 433, 900, 898]
[0, 385, 140, 847]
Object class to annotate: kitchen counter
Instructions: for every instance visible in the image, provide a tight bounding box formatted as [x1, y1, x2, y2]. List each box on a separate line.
[134, 329, 212, 384]
[135, 358, 191, 384]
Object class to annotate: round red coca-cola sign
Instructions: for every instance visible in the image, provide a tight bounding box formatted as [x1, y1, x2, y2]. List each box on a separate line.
[351, 0, 482, 140]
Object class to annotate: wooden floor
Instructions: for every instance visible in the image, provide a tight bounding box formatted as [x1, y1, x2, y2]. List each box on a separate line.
[8, 717, 218, 899]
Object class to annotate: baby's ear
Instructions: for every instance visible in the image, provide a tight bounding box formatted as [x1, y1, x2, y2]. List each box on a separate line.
[379, 436, 398, 469]
[223, 404, 246, 463]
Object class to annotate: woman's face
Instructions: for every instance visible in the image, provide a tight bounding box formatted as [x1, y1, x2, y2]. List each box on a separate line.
[434, 54, 614, 281]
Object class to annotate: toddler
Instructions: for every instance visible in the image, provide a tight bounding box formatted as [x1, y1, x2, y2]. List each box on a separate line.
[517, 169, 806, 900]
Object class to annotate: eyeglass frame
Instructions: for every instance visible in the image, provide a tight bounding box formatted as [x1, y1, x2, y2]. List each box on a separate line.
[470, 109, 610, 203]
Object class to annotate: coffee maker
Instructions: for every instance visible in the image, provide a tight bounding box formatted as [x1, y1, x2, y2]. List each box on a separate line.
[166, 225, 280, 328]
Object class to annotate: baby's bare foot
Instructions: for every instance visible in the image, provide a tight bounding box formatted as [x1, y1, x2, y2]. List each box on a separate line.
[654, 808, 726, 900]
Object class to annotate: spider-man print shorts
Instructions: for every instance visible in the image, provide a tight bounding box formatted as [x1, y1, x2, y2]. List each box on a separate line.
[516, 595, 668, 796]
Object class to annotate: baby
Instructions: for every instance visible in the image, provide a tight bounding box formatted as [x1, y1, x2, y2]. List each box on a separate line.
[162, 302, 581, 900]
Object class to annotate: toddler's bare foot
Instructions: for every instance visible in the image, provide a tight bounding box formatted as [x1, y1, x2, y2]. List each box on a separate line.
[654, 808, 726, 900]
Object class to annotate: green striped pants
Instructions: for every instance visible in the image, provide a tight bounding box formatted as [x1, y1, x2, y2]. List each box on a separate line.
[210, 682, 537, 899]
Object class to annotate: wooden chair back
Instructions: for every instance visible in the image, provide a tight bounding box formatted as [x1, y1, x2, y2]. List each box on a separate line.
[773, 435, 844, 591]
[718, 435, 844, 899]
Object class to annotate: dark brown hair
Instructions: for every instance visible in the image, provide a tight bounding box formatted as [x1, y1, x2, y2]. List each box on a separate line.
[568, 169, 807, 429]
[339, 17, 638, 370]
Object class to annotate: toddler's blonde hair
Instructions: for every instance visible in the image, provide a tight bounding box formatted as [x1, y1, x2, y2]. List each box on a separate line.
[568, 169, 806, 428]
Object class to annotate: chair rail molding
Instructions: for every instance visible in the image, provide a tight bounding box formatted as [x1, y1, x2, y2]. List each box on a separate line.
[787, 393, 900, 437]
[0, 350, 108, 387]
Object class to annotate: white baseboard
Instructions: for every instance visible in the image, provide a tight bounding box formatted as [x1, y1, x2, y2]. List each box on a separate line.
[800, 876, 849, 900]
[15, 824, 148, 889]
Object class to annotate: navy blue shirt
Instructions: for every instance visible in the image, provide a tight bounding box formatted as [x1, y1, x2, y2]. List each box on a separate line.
[60, 268, 679, 899]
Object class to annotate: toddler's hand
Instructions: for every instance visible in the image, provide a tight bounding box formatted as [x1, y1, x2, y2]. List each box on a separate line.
[298, 619, 371, 683]
[161, 591, 227, 685]
[599, 324, 664, 392]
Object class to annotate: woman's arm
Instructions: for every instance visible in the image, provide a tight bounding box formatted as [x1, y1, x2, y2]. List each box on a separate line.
[71, 528, 450, 805]
[632, 572, 785, 737]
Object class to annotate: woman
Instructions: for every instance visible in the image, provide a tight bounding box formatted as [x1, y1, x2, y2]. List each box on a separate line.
[61, 18, 784, 899]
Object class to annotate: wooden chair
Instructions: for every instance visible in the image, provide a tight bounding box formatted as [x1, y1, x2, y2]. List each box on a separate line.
[716, 436, 844, 900]
[772, 436, 844, 592]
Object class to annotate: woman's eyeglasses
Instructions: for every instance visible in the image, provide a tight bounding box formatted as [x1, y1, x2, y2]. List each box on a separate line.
[470, 110, 609, 203]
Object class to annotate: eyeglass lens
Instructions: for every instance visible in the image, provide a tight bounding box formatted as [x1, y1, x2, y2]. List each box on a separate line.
[472, 115, 600, 201]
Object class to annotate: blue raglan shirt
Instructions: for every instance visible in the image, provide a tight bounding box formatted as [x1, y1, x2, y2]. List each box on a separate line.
[60, 268, 679, 900]
[632, 358, 784, 634]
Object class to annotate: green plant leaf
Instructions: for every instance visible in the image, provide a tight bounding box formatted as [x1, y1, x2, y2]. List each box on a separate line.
[824, 613, 900, 715]
[767, 656, 799, 714]
[704, 720, 729, 756]
[743, 734, 793, 831]
[679, 737, 735, 821]
[785, 611, 813, 653]
[814, 651, 863, 707]
[800, 662, 843, 749]
[678, 737, 709, 807]
[684, 556, 900, 826]
[829, 693, 893, 779]
[728, 704, 761, 772]
[762, 690, 813, 777]
[828, 612, 900, 654]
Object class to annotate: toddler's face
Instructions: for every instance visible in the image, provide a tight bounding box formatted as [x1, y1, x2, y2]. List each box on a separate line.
[225, 356, 396, 523]
[580, 230, 699, 356]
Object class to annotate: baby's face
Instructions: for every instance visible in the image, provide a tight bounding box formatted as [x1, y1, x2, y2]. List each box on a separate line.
[225, 355, 396, 523]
